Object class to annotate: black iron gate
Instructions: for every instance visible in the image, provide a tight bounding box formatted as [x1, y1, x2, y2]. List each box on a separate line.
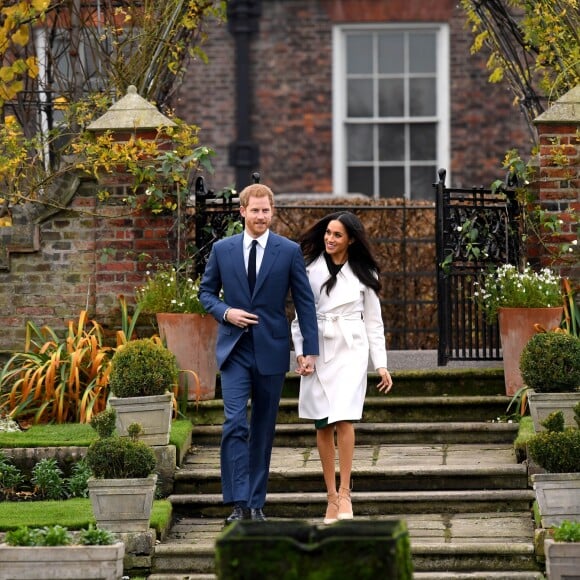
[193, 175, 242, 277]
[435, 169, 521, 365]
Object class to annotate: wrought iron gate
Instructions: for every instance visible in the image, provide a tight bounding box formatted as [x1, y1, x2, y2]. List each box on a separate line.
[435, 169, 521, 365]
[193, 176, 241, 277]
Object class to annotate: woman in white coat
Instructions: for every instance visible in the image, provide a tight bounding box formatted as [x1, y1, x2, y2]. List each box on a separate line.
[292, 211, 393, 524]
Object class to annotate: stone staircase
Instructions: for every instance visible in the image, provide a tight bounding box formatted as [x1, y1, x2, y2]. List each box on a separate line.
[149, 368, 543, 580]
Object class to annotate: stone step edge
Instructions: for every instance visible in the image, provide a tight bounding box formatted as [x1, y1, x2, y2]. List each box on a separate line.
[152, 541, 535, 557]
[169, 489, 536, 505]
[175, 464, 527, 481]
[192, 421, 519, 434]
[194, 395, 512, 410]
[148, 575, 542, 580]
[413, 574, 542, 580]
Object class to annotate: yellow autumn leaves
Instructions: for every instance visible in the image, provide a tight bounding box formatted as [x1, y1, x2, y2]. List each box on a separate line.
[0, 0, 50, 105]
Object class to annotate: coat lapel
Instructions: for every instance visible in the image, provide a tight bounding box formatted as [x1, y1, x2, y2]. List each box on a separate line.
[226, 235, 250, 295]
[310, 255, 361, 311]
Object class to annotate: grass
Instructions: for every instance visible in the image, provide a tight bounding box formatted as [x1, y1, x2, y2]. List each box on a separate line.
[0, 498, 173, 534]
[514, 415, 534, 456]
[0, 419, 193, 456]
[0, 423, 96, 447]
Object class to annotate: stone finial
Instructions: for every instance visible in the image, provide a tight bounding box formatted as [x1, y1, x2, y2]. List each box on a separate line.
[534, 84, 580, 124]
[87, 85, 177, 132]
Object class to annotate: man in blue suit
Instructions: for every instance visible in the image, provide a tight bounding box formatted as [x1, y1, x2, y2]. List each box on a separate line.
[199, 183, 319, 524]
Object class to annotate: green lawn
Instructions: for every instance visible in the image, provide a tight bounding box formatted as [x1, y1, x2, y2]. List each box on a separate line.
[0, 419, 193, 457]
[0, 498, 173, 534]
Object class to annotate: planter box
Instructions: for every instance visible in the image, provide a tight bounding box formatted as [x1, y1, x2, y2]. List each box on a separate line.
[109, 393, 173, 446]
[544, 539, 580, 580]
[532, 473, 580, 527]
[88, 474, 157, 533]
[157, 312, 219, 401]
[0, 542, 125, 580]
[215, 520, 413, 579]
[528, 389, 580, 432]
[498, 307, 564, 396]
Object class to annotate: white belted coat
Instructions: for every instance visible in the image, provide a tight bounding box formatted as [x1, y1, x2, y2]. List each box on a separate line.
[291, 254, 388, 424]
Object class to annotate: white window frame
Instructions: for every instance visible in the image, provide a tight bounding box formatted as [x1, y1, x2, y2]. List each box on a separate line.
[332, 23, 450, 199]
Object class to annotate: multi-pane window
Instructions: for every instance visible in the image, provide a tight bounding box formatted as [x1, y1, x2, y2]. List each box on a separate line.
[334, 25, 449, 200]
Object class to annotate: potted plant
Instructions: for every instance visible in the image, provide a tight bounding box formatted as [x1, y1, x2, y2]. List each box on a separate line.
[544, 520, 580, 580]
[474, 263, 564, 395]
[86, 408, 158, 533]
[108, 337, 178, 446]
[528, 406, 580, 527]
[0, 524, 124, 580]
[136, 263, 218, 402]
[520, 330, 580, 431]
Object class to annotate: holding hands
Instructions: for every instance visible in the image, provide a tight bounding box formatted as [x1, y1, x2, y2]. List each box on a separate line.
[296, 354, 317, 376]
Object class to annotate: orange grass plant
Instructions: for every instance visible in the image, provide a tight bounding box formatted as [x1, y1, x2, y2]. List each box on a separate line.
[0, 311, 113, 424]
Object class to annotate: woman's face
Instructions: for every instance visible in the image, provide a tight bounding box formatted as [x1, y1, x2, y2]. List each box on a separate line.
[324, 219, 351, 264]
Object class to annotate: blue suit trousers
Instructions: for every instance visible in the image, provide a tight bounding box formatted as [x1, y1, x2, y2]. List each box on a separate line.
[219, 331, 285, 508]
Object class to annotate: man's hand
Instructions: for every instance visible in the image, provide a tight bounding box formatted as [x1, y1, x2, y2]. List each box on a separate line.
[226, 307, 259, 329]
[296, 354, 317, 376]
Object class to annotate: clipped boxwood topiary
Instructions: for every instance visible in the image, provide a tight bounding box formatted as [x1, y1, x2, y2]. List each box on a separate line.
[108, 338, 179, 398]
[527, 409, 580, 473]
[520, 331, 580, 393]
[86, 413, 156, 479]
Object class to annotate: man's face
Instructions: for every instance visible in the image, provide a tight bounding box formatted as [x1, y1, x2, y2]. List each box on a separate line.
[240, 195, 273, 238]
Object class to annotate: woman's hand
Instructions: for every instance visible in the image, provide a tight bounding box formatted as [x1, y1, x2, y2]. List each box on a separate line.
[376, 368, 393, 393]
[296, 354, 316, 376]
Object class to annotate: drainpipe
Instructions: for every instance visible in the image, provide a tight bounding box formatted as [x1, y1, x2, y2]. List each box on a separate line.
[227, 0, 262, 191]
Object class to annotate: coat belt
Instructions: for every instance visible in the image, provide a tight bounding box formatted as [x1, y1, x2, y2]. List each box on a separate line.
[317, 312, 363, 363]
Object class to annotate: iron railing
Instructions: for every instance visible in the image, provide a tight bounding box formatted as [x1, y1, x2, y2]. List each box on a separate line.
[435, 168, 521, 364]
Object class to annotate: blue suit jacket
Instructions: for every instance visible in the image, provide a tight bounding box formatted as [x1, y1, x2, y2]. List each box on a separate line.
[199, 232, 319, 374]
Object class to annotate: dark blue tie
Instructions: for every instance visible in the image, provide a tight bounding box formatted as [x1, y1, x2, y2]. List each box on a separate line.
[248, 240, 257, 293]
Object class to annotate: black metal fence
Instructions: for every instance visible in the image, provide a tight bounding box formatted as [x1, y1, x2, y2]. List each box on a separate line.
[435, 169, 520, 364]
[193, 175, 241, 276]
[193, 170, 522, 358]
[272, 203, 438, 350]
[194, 183, 439, 350]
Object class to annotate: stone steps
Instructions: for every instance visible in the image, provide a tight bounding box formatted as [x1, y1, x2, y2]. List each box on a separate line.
[151, 513, 539, 576]
[189, 395, 512, 426]
[150, 574, 543, 580]
[174, 443, 529, 496]
[190, 420, 519, 446]
[152, 367, 541, 578]
[170, 489, 535, 518]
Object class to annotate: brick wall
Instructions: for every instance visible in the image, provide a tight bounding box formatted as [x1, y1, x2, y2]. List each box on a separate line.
[0, 181, 176, 355]
[176, 0, 530, 194]
[535, 120, 580, 280]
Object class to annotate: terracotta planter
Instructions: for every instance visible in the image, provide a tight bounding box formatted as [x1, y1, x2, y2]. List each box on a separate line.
[0, 542, 125, 580]
[532, 472, 580, 527]
[109, 393, 173, 446]
[88, 474, 157, 533]
[498, 307, 563, 396]
[544, 539, 580, 580]
[157, 312, 218, 401]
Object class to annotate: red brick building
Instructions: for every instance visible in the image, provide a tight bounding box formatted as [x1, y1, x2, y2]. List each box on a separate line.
[175, 0, 531, 197]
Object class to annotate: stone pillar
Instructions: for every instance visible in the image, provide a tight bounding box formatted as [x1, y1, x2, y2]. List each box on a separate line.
[533, 85, 580, 281]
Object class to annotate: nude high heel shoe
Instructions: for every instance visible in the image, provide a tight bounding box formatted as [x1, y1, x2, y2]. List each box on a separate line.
[337, 486, 353, 520]
[323, 492, 339, 525]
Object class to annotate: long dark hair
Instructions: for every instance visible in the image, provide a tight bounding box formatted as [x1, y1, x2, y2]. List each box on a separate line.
[300, 211, 381, 295]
